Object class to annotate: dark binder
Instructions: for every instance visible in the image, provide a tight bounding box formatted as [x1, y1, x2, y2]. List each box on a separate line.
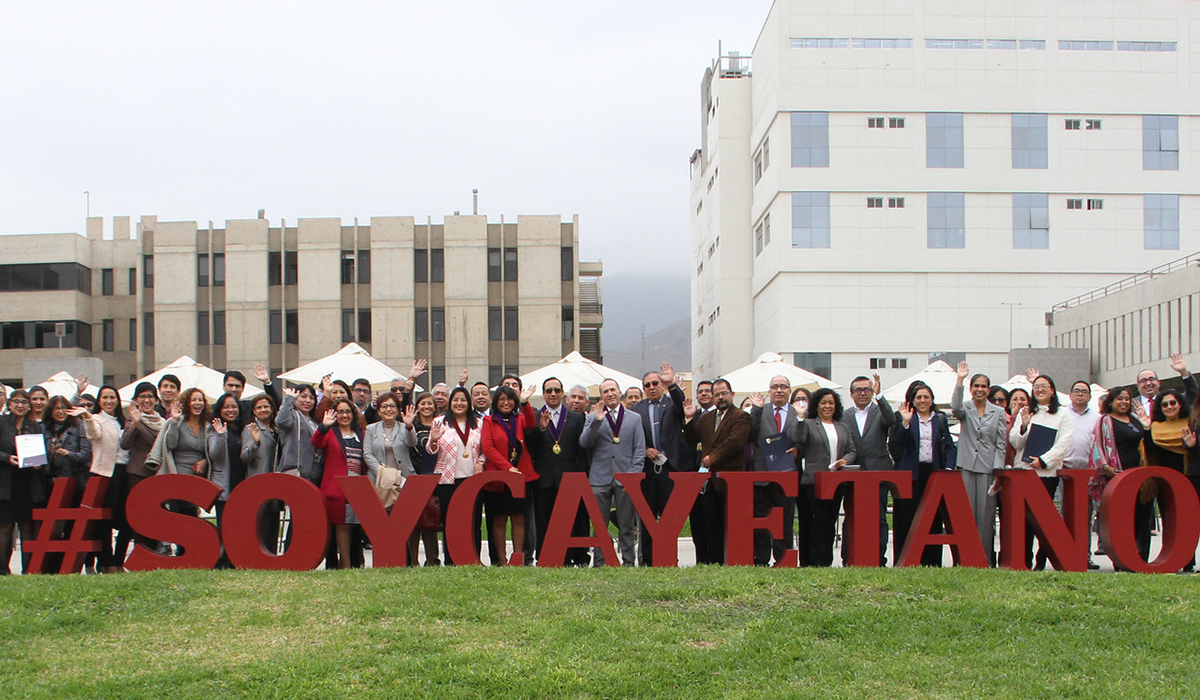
[759, 431, 796, 471]
[1020, 423, 1057, 464]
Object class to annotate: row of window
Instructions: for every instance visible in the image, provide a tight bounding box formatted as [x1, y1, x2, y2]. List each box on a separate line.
[789, 37, 1176, 52]
[0, 263, 92, 295]
[787, 112, 1180, 173]
[782, 192, 1180, 252]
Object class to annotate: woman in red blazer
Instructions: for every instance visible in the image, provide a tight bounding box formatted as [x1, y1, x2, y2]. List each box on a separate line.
[311, 398, 366, 569]
[480, 384, 539, 565]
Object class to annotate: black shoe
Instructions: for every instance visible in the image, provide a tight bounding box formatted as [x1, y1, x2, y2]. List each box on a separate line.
[1088, 560, 1099, 570]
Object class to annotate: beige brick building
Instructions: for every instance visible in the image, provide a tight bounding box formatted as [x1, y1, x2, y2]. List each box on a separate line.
[0, 213, 603, 388]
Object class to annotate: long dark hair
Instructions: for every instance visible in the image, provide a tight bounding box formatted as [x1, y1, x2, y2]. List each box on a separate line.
[905, 381, 936, 415]
[248, 393, 278, 430]
[96, 385, 126, 424]
[491, 385, 520, 418]
[443, 386, 479, 429]
[1007, 388, 1030, 417]
[294, 384, 319, 420]
[213, 393, 242, 433]
[412, 391, 436, 426]
[1099, 386, 1133, 415]
[332, 398, 366, 433]
[42, 395, 79, 432]
[1028, 375, 1061, 415]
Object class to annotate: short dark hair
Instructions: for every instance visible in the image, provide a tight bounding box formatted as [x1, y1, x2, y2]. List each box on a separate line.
[223, 370, 246, 385]
[159, 374, 180, 391]
[807, 387, 844, 421]
[713, 378, 733, 394]
[970, 374, 990, 387]
[501, 373, 523, 390]
[695, 380, 713, 391]
[1099, 386, 1133, 415]
[133, 382, 158, 400]
[850, 376, 871, 387]
[542, 376, 563, 392]
[352, 378, 371, 390]
[491, 385, 520, 415]
[1071, 380, 1091, 393]
[904, 381, 935, 410]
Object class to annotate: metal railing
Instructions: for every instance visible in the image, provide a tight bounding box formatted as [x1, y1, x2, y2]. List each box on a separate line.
[1051, 250, 1200, 311]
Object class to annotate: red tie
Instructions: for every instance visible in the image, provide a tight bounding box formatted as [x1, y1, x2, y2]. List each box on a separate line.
[775, 407, 782, 432]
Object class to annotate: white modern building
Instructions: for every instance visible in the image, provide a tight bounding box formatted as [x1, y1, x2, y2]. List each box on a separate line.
[691, 0, 1200, 387]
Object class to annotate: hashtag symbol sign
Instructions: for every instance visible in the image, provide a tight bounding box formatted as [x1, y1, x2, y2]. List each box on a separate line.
[27, 476, 111, 575]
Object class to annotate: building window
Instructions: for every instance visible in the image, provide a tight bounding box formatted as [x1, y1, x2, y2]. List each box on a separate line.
[213, 311, 225, 346]
[504, 306, 519, 340]
[488, 248, 502, 282]
[143, 255, 154, 288]
[0, 321, 91, 350]
[791, 37, 850, 49]
[357, 249, 370, 284]
[0, 263, 93, 294]
[986, 39, 1017, 50]
[926, 38, 984, 49]
[793, 352, 832, 381]
[1088, 198, 1104, 211]
[143, 313, 154, 347]
[415, 308, 429, 343]
[1012, 114, 1048, 169]
[869, 357, 886, 369]
[431, 308, 445, 342]
[926, 113, 964, 168]
[1019, 40, 1046, 50]
[342, 309, 355, 343]
[269, 252, 281, 286]
[889, 117, 905, 129]
[198, 254, 209, 287]
[755, 221, 765, 255]
[1143, 115, 1179, 171]
[761, 137, 770, 168]
[414, 249, 428, 283]
[1117, 41, 1176, 52]
[1013, 193, 1050, 249]
[1144, 194, 1180, 250]
[213, 253, 225, 287]
[791, 112, 829, 167]
[1086, 119, 1102, 130]
[753, 150, 764, 183]
[1067, 199, 1082, 210]
[561, 247, 573, 281]
[927, 193, 966, 249]
[562, 306, 574, 341]
[128, 267, 136, 295]
[891, 358, 907, 369]
[888, 197, 905, 208]
[489, 366, 503, 386]
[1065, 119, 1081, 130]
[430, 248, 444, 283]
[791, 192, 831, 248]
[868, 117, 885, 129]
[503, 248, 518, 281]
[341, 251, 355, 285]
[488, 307, 502, 341]
[285, 251, 298, 286]
[128, 317, 136, 351]
[1058, 40, 1113, 51]
[763, 214, 771, 246]
[285, 311, 298, 344]
[101, 268, 114, 296]
[102, 319, 114, 352]
[866, 197, 883, 208]
[269, 311, 282, 345]
[198, 312, 209, 345]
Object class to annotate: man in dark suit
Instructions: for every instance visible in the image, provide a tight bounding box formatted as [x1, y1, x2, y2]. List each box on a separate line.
[633, 362, 691, 566]
[683, 378, 751, 564]
[1134, 353, 1196, 416]
[223, 364, 282, 424]
[748, 375, 801, 566]
[528, 376, 588, 566]
[841, 374, 895, 566]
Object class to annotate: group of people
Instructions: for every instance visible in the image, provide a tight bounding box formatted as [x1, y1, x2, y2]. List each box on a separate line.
[1, 352, 1197, 573]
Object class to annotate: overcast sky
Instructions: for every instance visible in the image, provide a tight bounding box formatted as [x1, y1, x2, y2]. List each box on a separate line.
[0, 1, 768, 280]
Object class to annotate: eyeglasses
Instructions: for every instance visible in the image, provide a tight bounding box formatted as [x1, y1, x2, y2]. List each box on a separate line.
[1137, 377, 1157, 384]
[1070, 389, 1091, 395]
[379, 404, 398, 411]
[770, 384, 791, 391]
[850, 387, 872, 394]
[544, 387, 563, 394]
[1032, 384, 1052, 391]
[1161, 400, 1180, 408]
[643, 380, 661, 388]
[335, 409, 353, 415]
[353, 387, 370, 393]
[988, 398, 1007, 404]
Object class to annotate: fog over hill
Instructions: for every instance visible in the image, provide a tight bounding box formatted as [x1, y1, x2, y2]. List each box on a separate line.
[599, 271, 691, 375]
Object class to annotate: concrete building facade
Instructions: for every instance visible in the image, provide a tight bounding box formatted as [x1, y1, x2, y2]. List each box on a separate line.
[0, 214, 603, 388]
[691, 0, 1200, 387]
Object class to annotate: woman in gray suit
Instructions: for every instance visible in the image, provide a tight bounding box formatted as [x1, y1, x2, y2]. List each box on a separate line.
[950, 361, 1008, 566]
[787, 388, 856, 567]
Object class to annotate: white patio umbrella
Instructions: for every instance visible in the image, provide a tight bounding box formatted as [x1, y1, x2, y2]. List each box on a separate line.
[33, 371, 102, 399]
[518, 351, 641, 397]
[120, 355, 264, 403]
[881, 360, 960, 407]
[278, 342, 410, 391]
[720, 351, 840, 394]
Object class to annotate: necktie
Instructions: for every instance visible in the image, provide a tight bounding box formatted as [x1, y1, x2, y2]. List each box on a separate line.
[714, 410, 723, 432]
[651, 401, 661, 449]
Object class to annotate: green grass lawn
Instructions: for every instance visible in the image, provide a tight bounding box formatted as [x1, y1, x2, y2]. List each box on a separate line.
[2, 566, 1197, 698]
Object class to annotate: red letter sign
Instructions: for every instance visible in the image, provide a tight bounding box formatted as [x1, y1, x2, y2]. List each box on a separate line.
[339, 474, 439, 568]
[538, 472, 619, 567]
[124, 474, 221, 571]
[817, 470, 911, 568]
[1099, 467, 1200, 573]
[722, 471, 799, 567]
[615, 472, 707, 567]
[223, 474, 328, 571]
[898, 471, 989, 568]
[996, 469, 1090, 571]
[444, 472, 526, 566]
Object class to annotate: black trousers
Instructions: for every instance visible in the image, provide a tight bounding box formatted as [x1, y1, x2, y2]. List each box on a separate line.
[1025, 476, 1060, 569]
[753, 479, 795, 566]
[638, 470, 676, 566]
[798, 483, 838, 567]
[691, 486, 725, 564]
[893, 465, 944, 567]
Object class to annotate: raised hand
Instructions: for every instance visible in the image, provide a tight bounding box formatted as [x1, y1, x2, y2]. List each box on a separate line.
[67, 406, 91, 420]
[749, 393, 765, 408]
[1133, 402, 1151, 429]
[283, 386, 299, 398]
[1183, 426, 1197, 448]
[74, 372, 89, 391]
[170, 402, 184, 421]
[248, 422, 261, 443]
[683, 398, 696, 420]
[127, 405, 143, 424]
[1019, 406, 1031, 428]
[456, 367, 468, 386]
[401, 405, 417, 428]
[659, 362, 676, 386]
[898, 401, 913, 427]
[1025, 367, 1039, 384]
[592, 401, 606, 420]
[871, 373, 882, 395]
[539, 409, 551, 430]
[322, 409, 337, 427]
[520, 385, 536, 403]
[253, 362, 270, 383]
[407, 359, 428, 381]
[428, 419, 445, 444]
[212, 418, 227, 435]
[956, 361, 969, 382]
[321, 374, 333, 394]
[1170, 352, 1189, 376]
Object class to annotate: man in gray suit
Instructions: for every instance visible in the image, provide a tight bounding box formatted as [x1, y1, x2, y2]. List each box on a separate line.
[842, 374, 895, 566]
[748, 375, 800, 566]
[580, 378, 646, 566]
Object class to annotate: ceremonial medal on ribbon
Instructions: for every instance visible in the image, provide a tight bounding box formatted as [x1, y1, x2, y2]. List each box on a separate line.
[605, 406, 625, 444]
